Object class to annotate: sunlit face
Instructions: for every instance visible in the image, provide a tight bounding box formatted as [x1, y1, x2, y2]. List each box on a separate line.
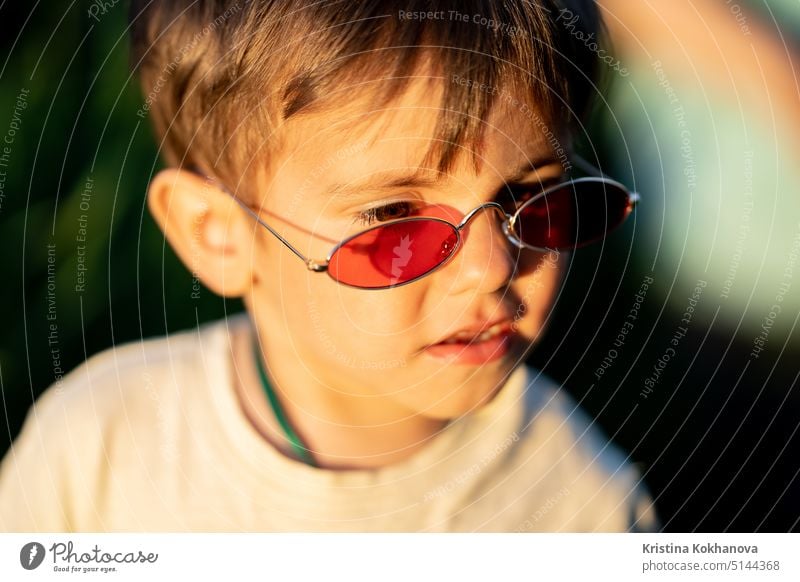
[242, 79, 568, 420]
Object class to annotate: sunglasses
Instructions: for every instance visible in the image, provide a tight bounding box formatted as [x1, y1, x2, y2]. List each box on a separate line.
[225, 166, 639, 290]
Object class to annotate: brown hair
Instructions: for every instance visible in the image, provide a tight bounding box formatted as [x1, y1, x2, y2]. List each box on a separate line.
[129, 0, 602, 195]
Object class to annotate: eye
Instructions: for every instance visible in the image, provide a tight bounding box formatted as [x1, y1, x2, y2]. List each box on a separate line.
[353, 200, 417, 226]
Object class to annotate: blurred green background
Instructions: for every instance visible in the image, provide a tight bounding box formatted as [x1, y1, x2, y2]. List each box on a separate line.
[0, 2, 240, 458]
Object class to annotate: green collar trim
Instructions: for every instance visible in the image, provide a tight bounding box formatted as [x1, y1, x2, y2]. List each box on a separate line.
[252, 340, 317, 467]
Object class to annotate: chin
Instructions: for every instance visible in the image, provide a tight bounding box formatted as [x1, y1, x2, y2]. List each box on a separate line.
[415, 372, 510, 420]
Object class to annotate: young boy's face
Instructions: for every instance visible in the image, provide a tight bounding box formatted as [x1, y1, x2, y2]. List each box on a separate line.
[240, 79, 567, 419]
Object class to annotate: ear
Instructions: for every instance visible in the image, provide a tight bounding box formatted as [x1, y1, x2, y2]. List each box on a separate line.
[147, 168, 255, 297]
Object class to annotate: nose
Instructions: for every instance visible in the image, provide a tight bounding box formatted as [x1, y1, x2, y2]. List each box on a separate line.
[443, 204, 517, 295]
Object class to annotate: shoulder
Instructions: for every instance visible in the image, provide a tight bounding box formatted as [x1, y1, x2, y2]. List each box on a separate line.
[515, 366, 659, 531]
[518, 366, 635, 478]
[34, 315, 240, 427]
[0, 315, 245, 531]
[54, 315, 245, 414]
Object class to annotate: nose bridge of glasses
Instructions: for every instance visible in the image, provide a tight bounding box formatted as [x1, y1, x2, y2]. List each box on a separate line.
[442, 201, 518, 292]
[455, 201, 509, 232]
[450, 201, 520, 256]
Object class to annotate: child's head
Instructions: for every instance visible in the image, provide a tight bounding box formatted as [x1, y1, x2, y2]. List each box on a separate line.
[130, 1, 603, 420]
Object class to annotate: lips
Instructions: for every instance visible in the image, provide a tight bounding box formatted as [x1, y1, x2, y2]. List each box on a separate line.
[424, 318, 517, 365]
[436, 320, 513, 345]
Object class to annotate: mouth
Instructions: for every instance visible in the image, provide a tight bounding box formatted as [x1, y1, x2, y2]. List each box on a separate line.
[423, 319, 517, 365]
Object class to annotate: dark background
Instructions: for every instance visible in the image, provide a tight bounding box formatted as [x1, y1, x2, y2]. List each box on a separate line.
[1, 2, 798, 532]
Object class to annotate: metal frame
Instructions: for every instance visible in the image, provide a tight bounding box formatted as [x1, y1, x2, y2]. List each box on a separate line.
[226, 174, 639, 289]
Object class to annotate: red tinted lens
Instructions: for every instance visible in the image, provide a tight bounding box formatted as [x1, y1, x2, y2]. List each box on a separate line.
[327, 219, 459, 288]
[513, 179, 633, 250]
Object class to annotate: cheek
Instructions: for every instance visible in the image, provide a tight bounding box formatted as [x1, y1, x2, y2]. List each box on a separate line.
[253, 229, 427, 359]
[276, 276, 427, 361]
[320, 285, 425, 338]
[510, 252, 564, 333]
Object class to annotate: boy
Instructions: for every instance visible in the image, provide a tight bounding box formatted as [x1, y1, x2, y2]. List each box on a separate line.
[0, 0, 658, 531]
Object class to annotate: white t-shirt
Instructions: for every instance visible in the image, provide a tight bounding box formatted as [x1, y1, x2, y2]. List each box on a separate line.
[0, 315, 658, 532]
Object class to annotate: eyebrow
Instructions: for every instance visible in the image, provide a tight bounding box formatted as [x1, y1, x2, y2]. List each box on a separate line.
[321, 154, 562, 200]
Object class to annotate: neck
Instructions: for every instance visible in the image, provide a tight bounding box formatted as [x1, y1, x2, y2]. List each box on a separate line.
[232, 326, 448, 470]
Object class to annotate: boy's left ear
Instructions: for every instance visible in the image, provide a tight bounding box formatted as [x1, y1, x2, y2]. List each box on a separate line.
[146, 168, 256, 297]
